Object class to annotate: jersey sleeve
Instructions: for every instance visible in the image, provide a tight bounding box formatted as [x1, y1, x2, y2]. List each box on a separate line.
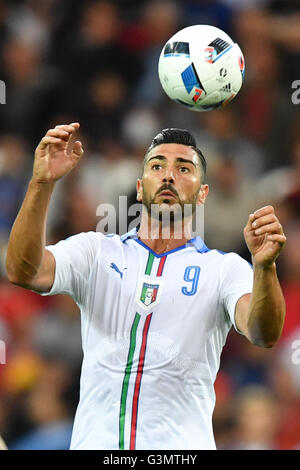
[219, 252, 253, 334]
[40, 231, 104, 305]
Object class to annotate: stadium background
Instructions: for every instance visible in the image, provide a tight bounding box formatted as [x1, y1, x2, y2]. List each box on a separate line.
[0, 0, 299, 450]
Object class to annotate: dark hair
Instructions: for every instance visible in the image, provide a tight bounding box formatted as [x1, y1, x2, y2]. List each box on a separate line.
[143, 128, 207, 182]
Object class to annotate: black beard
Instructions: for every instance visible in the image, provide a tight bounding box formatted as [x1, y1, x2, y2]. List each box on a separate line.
[142, 194, 196, 218]
[140, 201, 197, 239]
[141, 201, 197, 231]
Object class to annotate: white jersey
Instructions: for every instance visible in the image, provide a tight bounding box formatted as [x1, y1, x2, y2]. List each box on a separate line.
[41, 227, 253, 450]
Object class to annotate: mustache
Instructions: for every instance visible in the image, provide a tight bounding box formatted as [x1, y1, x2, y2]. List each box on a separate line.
[155, 184, 179, 197]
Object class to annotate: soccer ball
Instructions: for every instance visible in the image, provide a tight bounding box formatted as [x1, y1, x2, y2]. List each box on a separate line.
[158, 25, 245, 112]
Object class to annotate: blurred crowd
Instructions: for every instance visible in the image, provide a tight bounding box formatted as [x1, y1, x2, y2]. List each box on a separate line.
[0, 0, 299, 450]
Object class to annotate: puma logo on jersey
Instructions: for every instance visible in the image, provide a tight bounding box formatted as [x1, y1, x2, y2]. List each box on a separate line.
[110, 262, 127, 279]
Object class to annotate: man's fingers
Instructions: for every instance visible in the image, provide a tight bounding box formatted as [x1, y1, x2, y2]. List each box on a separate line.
[72, 141, 83, 158]
[41, 123, 81, 148]
[248, 205, 275, 223]
[251, 213, 279, 230]
[38, 121, 81, 152]
[253, 205, 275, 218]
[266, 234, 287, 244]
[247, 206, 277, 231]
[54, 123, 80, 133]
[39, 136, 65, 149]
[253, 222, 283, 236]
[47, 128, 70, 140]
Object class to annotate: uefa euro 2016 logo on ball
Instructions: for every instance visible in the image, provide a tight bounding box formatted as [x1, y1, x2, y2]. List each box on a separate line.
[158, 25, 245, 111]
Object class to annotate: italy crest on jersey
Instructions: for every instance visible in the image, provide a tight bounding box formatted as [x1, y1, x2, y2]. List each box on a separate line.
[140, 282, 159, 307]
[135, 277, 164, 311]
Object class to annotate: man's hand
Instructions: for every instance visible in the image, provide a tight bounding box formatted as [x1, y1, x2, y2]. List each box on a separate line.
[32, 122, 83, 183]
[236, 205, 286, 347]
[6, 122, 83, 288]
[244, 205, 286, 267]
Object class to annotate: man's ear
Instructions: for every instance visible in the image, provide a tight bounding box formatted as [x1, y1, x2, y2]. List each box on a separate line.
[136, 179, 143, 202]
[197, 184, 209, 205]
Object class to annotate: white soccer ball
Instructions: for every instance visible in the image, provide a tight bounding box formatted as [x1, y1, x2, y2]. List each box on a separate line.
[158, 25, 245, 112]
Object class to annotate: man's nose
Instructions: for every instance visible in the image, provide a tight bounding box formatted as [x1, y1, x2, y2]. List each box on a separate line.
[162, 167, 175, 184]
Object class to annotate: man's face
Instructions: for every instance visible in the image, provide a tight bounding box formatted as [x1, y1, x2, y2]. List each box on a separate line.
[136, 143, 208, 221]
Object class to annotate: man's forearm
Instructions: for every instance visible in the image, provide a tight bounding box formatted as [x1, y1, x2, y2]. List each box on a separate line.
[6, 179, 55, 284]
[247, 262, 286, 347]
[6, 122, 82, 286]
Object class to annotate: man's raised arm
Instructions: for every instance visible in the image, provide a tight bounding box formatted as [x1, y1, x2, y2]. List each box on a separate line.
[235, 205, 287, 348]
[6, 122, 83, 292]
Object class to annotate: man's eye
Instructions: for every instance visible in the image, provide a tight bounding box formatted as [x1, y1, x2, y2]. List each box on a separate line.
[152, 164, 161, 170]
[179, 167, 190, 173]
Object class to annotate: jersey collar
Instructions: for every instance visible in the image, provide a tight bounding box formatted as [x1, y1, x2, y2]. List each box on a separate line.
[120, 227, 209, 254]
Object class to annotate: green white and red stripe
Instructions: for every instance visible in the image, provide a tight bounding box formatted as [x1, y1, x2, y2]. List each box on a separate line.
[119, 252, 166, 449]
[129, 311, 152, 449]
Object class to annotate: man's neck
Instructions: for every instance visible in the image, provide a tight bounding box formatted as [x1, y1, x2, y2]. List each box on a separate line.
[138, 237, 189, 254]
[137, 217, 193, 254]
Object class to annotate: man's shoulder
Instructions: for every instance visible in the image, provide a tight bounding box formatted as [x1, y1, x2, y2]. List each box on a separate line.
[50, 231, 124, 256]
[211, 249, 252, 266]
[196, 248, 252, 270]
[65, 231, 121, 243]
